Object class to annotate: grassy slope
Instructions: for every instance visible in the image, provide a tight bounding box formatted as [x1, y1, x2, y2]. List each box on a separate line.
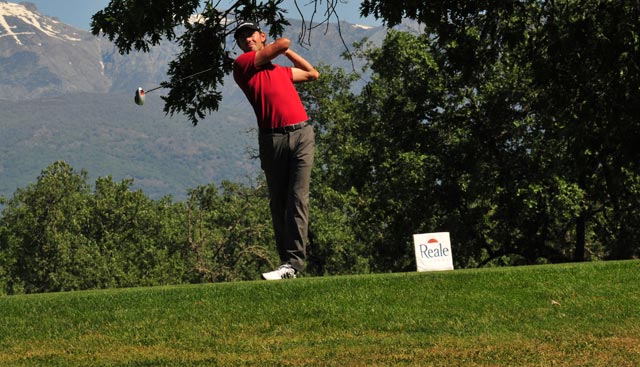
[1, 260, 639, 366]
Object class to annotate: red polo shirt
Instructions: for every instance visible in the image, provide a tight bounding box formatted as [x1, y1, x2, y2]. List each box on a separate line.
[233, 51, 308, 129]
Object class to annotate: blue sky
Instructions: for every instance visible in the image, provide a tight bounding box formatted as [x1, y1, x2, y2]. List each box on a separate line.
[26, 0, 380, 30]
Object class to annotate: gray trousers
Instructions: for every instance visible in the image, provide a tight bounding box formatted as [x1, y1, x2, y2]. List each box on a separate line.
[258, 123, 314, 272]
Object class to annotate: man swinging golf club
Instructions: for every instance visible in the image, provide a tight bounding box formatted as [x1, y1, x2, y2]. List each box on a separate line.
[233, 22, 319, 280]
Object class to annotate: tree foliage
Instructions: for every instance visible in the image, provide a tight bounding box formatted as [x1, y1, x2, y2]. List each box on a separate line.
[182, 181, 276, 282]
[0, 157, 373, 294]
[0, 162, 278, 294]
[300, 0, 640, 270]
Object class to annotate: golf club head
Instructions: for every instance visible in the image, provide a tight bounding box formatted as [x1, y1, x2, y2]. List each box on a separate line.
[134, 88, 145, 106]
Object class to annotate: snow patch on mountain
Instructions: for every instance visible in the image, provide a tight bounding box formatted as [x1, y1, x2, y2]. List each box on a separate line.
[352, 24, 373, 30]
[0, 2, 78, 45]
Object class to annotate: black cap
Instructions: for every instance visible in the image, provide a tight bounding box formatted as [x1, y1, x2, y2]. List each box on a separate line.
[234, 22, 261, 40]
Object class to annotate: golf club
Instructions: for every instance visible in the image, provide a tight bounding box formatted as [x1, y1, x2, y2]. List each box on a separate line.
[134, 67, 214, 106]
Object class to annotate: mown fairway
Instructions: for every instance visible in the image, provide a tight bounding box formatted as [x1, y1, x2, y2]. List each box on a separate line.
[1, 260, 639, 366]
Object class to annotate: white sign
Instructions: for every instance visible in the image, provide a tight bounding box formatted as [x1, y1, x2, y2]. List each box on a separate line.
[413, 232, 454, 272]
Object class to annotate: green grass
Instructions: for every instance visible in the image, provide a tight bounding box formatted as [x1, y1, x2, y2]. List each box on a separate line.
[1, 260, 640, 366]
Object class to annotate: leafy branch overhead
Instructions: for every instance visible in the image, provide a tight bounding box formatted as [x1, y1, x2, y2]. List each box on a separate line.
[90, 0, 343, 125]
[89, 0, 569, 125]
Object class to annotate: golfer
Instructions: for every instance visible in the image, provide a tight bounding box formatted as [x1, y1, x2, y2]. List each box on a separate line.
[233, 23, 319, 280]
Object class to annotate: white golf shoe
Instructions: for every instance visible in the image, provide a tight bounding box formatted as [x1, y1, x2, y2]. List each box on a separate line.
[261, 264, 297, 280]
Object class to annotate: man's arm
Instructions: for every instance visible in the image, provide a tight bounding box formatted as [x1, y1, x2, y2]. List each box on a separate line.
[253, 37, 319, 82]
[255, 37, 290, 67]
[285, 49, 320, 83]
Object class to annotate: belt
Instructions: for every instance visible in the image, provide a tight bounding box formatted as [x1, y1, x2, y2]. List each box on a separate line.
[260, 121, 309, 134]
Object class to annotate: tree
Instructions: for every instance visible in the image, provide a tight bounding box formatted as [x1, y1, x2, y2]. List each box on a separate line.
[0, 161, 97, 293]
[183, 181, 276, 281]
[87, 176, 188, 288]
[0, 162, 188, 293]
[524, 1, 640, 260]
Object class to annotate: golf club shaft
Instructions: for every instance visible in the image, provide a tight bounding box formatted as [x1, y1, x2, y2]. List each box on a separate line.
[145, 68, 214, 94]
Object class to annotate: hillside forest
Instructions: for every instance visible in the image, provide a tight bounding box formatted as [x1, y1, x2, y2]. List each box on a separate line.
[1, 0, 639, 294]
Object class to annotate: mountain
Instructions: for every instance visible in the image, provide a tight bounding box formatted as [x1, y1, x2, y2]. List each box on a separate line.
[0, 1, 388, 201]
[0, 2, 109, 98]
[0, 1, 188, 99]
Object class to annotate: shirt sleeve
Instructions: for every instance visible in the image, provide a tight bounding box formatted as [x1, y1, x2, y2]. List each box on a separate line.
[233, 51, 256, 85]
